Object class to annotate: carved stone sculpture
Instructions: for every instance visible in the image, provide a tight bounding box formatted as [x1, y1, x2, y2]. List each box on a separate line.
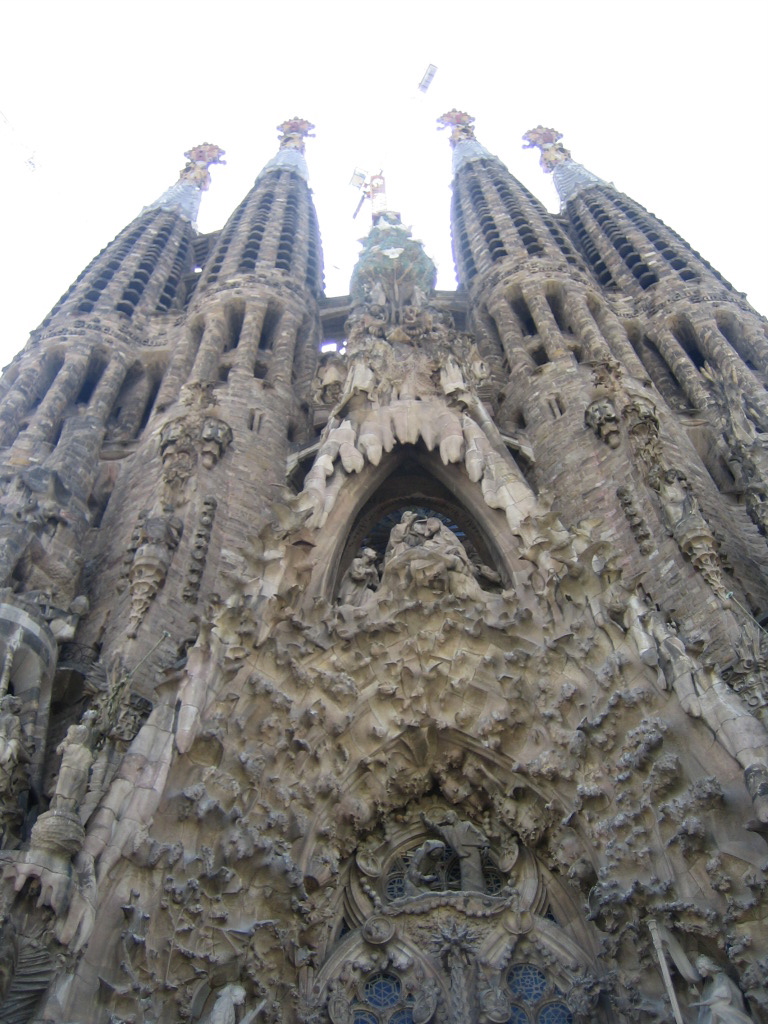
[0, 695, 29, 847]
[585, 396, 621, 448]
[127, 507, 183, 636]
[693, 957, 754, 1024]
[421, 810, 489, 892]
[337, 548, 379, 606]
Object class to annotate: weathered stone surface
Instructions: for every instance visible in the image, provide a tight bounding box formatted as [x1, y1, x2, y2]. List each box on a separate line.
[0, 119, 766, 1024]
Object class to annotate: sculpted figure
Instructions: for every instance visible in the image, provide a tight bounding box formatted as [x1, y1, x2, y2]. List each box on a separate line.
[200, 417, 233, 468]
[199, 983, 265, 1024]
[421, 810, 488, 891]
[0, 695, 29, 843]
[327, 981, 353, 1024]
[403, 838, 446, 895]
[383, 513, 479, 598]
[338, 548, 379, 606]
[652, 466, 701, 534]
[645, 611, 701, 717]
[412, 976, 439, 1024]
[51, 709, 97, 815]
[585, 396, 621, 448]
[692, 957, 753, 1024]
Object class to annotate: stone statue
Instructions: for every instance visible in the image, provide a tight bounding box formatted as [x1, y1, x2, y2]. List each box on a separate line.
[327, 982, 353, 1024]
[337, 548, 379, 606]
[585, 397, 620, 448]
[200, 417, 233, 468]
[645, 611, 701, 717]
[653, 466, 699, 533]
[403, 838, 446, 895]
[382, 513, 478, 598]
[51, 709, 98, 815]
[0, 695, 29, 844]
[201, 983, 264, 1024]
[692, 956, 754, 1024]
[421, 810, 489, 892]
[412, 976, 439, 1024]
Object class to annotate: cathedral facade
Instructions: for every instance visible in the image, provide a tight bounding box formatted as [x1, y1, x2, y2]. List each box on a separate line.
[0, 113, 767, 1023]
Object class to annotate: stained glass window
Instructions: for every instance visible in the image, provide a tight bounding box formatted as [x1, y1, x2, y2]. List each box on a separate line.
[353, 1012, 378, 1024]
[363, 973, 401, 1009]
[508, 1006, 530, 1024]
[508, 964, 547, 1005]
[504, 964, 574, 1024]
[538, 1003, 573, 1024]
[389, 1009, 415, 1024]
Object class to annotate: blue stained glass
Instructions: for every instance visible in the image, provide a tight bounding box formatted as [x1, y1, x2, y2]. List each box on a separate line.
[484, 867, 504, 894]
[538, 1002, 573, 1024]
[390, 1009, 415, 1024]
[353, 1013, 378, 1024]
[508, 964, 547, 1004]
[364, 973, 401, 1009]
[386, 873, 406, 900]
[507, 1005, 530, 1024]
[444, 856, 462, 889]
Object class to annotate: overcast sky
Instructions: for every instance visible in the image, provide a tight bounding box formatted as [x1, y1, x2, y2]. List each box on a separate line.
[1, 0, 766, 370]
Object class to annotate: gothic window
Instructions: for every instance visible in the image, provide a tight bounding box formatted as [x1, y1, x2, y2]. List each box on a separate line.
[506, 963, 573, 1024]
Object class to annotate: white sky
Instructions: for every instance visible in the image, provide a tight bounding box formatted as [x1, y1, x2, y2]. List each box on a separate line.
[1, 0, 766, 370]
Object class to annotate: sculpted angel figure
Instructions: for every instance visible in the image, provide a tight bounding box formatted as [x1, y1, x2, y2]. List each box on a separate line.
[421, 809, 489, 891]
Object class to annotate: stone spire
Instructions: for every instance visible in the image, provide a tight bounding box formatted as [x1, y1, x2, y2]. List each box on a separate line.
[258, 117, 315, 182]
[192, 117, 323, 300]
[146, 143, 226, 224]
[437, 109, 494, 172]
[522, 126, 603, 205]
[441, 111, 583, 290]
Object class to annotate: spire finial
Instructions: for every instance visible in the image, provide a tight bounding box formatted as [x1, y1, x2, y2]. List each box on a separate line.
[437, 110, 476, 146]
[522, 126, 572, 172]
[179, 144, 226, 190]
[522, 126, 603, 204]
[276, 118, 316, 154]
[145, 143, 226, 222]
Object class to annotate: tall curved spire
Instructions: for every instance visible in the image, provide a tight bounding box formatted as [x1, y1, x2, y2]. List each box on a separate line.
[522, 126, 603, 205]
[194, 118, 323, 299]
[258, 117, 315, 182]
[440, 110, 583, 290]
[146, 143, 226, 224]
[437, 109, 493, 172]
[38, 143, 225, 330]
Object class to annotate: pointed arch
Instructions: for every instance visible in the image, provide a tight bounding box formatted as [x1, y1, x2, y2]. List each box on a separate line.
[304, 445, 534, 604]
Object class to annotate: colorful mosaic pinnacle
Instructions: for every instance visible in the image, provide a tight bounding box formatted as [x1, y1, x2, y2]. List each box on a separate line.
[277, 117, 316, 152]
[522, 126, 573, 172]
[178, 143, 226, 191]
[437, 109, 477, 144]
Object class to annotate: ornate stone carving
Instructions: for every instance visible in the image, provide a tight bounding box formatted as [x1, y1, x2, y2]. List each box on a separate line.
[184, 496, 217, 603]
[0, 695, 29, 848]
[126, 507, 183, 636]
[585, 395, 621, 447]
[179, 143, 226, 191]
[617, 485, 654, 554]
[649, 465, 731, 603]
[522, 125, 572, 170]
[420, 810, 489, 892]
[200, 417, 233, 469]
[337, 547, 379, 607]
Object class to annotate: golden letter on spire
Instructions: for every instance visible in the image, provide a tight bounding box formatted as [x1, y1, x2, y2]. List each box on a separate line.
[179, 144, 227, 191]
[277, 118, 316, 153]
[522, 126, 571, 172]
[437, 110, 476, 145]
